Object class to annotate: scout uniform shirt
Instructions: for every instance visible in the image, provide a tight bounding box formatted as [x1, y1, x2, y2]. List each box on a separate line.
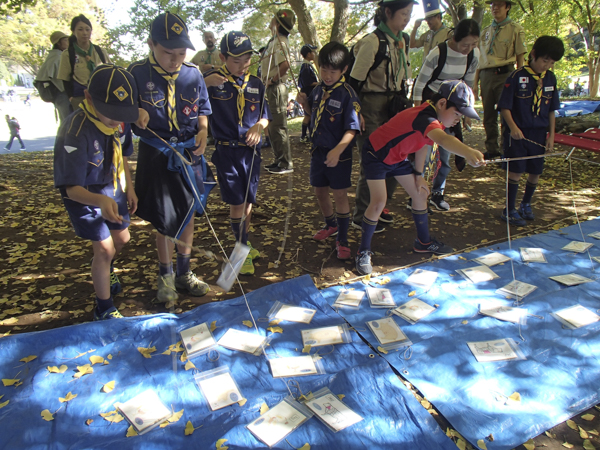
[260, 35, 291, 83]
[191, 48, 218, 67]
[298, 59, 319, 93]
[128, 59, 211, 142]
[57, 46, 110, 97]
[308, 80, 361, 157]
[368, 102, 444, 165]
[54, 110, 133, 195]
[479, 19, 526, 70]
[498, 66, 560, 130]
[206, 71, 272, 144]
[414, 25, 452, 57]
[350, 32, 410, 93]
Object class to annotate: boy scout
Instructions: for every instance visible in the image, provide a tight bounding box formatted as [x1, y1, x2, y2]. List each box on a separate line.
[409, 0, 452, 57]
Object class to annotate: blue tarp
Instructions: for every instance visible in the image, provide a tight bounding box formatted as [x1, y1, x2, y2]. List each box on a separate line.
[321, 219, 600, 450]
[556, 100, 600, 117]
[0, 275, 454, 450]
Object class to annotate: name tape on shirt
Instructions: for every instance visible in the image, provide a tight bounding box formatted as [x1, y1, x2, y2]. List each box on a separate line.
[328, 99, 341, 109]
[545, 86, 554, 92]
[247, 87, 259, 94]
[519, 77, 528, 84]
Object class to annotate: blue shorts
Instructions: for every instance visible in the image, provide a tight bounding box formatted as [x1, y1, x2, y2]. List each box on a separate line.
[502, 128, 547, 175]
[211, 144, 261, 205]
[62, 183, 129, 242]
[310, 146, 352, 189]
[362, 141, 413, 180]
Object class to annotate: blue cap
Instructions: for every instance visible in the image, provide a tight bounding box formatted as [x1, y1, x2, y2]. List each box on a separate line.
[220, 31, 255, 57]
[438, 80, 479, 120]
[150, 12, 195, 50]
[301, 44, 317, 57]
[87, 64, 139, 123]
[424, 0, 442, 18]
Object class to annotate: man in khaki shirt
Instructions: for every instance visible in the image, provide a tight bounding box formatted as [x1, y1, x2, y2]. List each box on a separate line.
[191, 31, 219, 74]
[475, 0, 526, 158]
[410, 0, 452, 57]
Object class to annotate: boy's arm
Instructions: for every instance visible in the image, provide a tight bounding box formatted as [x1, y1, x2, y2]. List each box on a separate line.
[473, 69, 480, 100]
[325, 130, 357, 167]
[500, 109, 524, 140]
[427, 128, 485, 166]
[245, 118, 269, 147]
[546, 111, 555, 152]
[65, 186, 122, 224]
[123, 156, 137, 214]
[193, 115, 208, 156]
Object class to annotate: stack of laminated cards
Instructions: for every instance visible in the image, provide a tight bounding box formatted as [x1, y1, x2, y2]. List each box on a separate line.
[552, 305, 600, 329]
[118, 390, 172, 435]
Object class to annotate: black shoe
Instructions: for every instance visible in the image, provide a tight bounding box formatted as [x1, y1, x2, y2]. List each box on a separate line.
[351, 221, 385, 233]
[379, 209, 393, 223]
[263, 138, 271, 148]
[265, 162, 279, 170]
[429, 192, 450, 211]
[268, 166, 293, 174]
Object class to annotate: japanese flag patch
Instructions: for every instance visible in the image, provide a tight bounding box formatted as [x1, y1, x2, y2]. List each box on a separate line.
[519, 77, 528, 84]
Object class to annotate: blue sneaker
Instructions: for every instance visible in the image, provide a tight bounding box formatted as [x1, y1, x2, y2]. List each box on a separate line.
[110, 267, 122, 295]
[355, 250, 373, 275]
[518, 203, 535, 220]
[501, 208, 526, 227]
[93, 306, 123, 321]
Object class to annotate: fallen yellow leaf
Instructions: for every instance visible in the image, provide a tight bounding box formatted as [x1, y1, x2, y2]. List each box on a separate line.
[523, 439, 535, 450]
[0, 399, 9, 409]
[268, 319, 282, 326]
[216, 438, 228, 449]
[85, 419, 93, 426]
[582, 414, 596, 421]
[185, 420, 195, 436]
[126, 425, 138, 437]
[461, 320, 468, 325]
[20, 355, 37, 363]
[41, 409, 54, 421]
[89, 355, 104, 365]
[589, 429, 599, 436]
[456, 438, 466, 450]
[567, 420, 578, 430]
[337, 394, 345, 401]
[420, 399, 431, 409]
[267, 326, 283, 334]
[210, 321, 217, 332]
[377, 346, 388, 354]
[562, 442, 574, 448]
[168, 409, 184, 423]
[583, 440, 596, 450]
[59, 392, 77, 403]
[302, 345, 312, 354]
[242, 320, 253, 328]
[508, 392, 521, 403]
[103, 381, 115, 393]
[184, 361, 196, 371]
[260, 402, 269, 415]
[298, 445, 311, 450]
[238, 398, 247, 406]
[2, 379, 20, 386]
[580, 426, 589, 439]
[408, 291, 416, 297]
[100, 410, 124, 423]
[74, 364, 93, 379]
[47, 365, 68, 374]
[477, 439, 488, 450]
[107, 354, 113, 360]
[137, 346, 156, 358]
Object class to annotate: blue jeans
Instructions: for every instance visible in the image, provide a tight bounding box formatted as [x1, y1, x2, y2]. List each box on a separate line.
[432, 145, 451, 194]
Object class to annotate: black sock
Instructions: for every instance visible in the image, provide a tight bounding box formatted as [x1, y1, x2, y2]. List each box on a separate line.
[522, 181, 537, 204]
[301, 123, 308, 138]
[507, 179, 519, 211]
[176, 253, 191, 277]
[412, 209, 430, 243]
[96, 296, 113, 314]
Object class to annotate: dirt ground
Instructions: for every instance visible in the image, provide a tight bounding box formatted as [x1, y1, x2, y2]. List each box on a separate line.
[1, 118, 600, 449]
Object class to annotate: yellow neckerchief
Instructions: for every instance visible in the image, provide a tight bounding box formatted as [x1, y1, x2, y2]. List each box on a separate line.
[523, 65, 546, 116]
[311, 76, 345, 138]
[81, 98, 125, 194]
[149, 52, 180, 131]
[219, 66, 251, 126]
[425, 100, 439, 177]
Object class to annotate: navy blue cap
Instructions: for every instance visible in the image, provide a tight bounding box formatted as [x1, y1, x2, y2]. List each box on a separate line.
[88, 64, 139, 123]
[438, 80, 479, 120]
[150, 12, 195, 50]
[220, 31, 255, 57]
[301, 44, 317, 57]
[424, 0, 443, 17]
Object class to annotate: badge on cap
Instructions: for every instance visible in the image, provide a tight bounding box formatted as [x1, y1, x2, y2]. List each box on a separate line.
[113, 86, 129, 101]
[234, 35, 249, 47]
[171, 23, 183, 35]
[182, 105, 192, 116]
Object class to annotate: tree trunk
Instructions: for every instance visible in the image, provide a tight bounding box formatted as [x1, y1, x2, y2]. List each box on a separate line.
[590, 58, 600, 97]
[331, 0, 350, 43]
[288, 0, 322, 48]
[472, 0, 485, 26]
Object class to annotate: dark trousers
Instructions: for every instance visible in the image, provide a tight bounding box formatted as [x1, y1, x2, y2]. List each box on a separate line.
[5, 132, 24, 150]
[480, 68, 510, 157]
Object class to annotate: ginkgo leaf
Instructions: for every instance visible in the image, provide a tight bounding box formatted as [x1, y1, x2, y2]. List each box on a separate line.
[377, 346, 388, 354]
[103, 381, 115, 393]
[210, 321, 217, 332]
[260, 403, 269, 415]
[2, 379, 20, 386]
[184, 361, 195, 370]
[238, 398, 247, 407]
[582, 414, 596, 421]
[477, 439, 488, 450]
[85, 419, 93, 425]
[268, 319, 282, 326]
[59, 392, 77, 403]
[456, 438, 466, 450]
[242, 320, 253, 328]
[41, 409, 54, 421]
[126, 425, 138, 437]
[583, 440, 596, 450]
[580, 426, 589, 439]
[20, 355, 37, 363]
[523, 439, 535, 450]
[100, 410, 124, 423]
[47, 365, 68, 374]
[74, 364, 93, 379]
[589, 429, 599, 436]
[89, 355, 105, 365]
[302, 345, 311, 353]
[508, 392, 521, 403]
[167, 409, 184, 423]
[298, 445, 311, 450]
[0, 399, 9, 409]
[267, 326, 283, 334]
[216, 438, 228, 449]
[185, 420, 195, 436]
[408, 291, 416, 297]
[567, 420, 578, 430]
[137, 346, 157, 358]
[107, 354, 113, 360]
[337, 394, 345, 401]
[562, 442, 574, 449]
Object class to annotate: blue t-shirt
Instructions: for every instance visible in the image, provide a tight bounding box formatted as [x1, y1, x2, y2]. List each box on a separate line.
[54, 110, 133, 192]
[498, 67, 560, 130]
[128, 59, 212, 141]
[206, 72, 272, 143]
[298, 61, 319, 93]
[308, 81, 361, 157]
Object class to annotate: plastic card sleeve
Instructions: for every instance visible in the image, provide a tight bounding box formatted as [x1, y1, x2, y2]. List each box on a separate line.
[217, 241, 250, 292]
[178, 321, 217, 358]
[267, 301, 317, 324]
[302, 387, 363, 433]
[467, 338, 526, 363]
[193, 365, 244, 411]
[391, 298, 437, 325]
[268, 354, 326, 378]
[246, 395, 314, 447]
[301, 324, 352, 348]
[333, 289, 365, 308]
[551, 304, 600, 329]
[217, 327, 271, 356]
[478, 303, 528, 326]
[117, 389, 171, 435]
[366, 317, 412, 351]
[365, 286, 396, 308]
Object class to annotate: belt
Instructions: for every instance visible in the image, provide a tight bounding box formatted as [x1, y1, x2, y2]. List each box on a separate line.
[482, 64, 514, 75]
[215, 139, 252, 148]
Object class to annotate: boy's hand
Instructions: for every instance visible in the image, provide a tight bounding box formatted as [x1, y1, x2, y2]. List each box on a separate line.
[359, 114, 365, 133]
[98, 196, 122, 224]
[135, 108, 149, 129]
[127, 189, 138, 215]
[415, 175, 430, 196]
[325, 149, 340, 168]
[510, 127, 524, 140]
[245, 123, 263, 147]
[194, 128, 207, 156]
[545, 135, 554, 153]
[204, 73, 227, 87]
[296, 92, 307, 104]
[465, 148, 486, 167]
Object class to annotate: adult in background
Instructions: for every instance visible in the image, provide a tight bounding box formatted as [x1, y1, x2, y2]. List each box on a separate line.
[36, 31, 70, 121]
[298, 44, 319, 143]
[474, 0, 525, 159]
[4, 115, 25, 151]
[191, 31, 219, 74]
[261, 9, 296, 174]
[58, 14, 110, 111]
[349, 0, 416, 233]
[410, 0, 451, 58]
[413, 19, 480, 211]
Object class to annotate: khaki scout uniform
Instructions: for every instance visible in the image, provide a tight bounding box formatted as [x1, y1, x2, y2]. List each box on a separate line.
[350, 31, 410, 223]
[191, 49, 218, 70]
[261, 35, 293, 169]
[414, 25, 452, 57]
[478, 20, 526, 156]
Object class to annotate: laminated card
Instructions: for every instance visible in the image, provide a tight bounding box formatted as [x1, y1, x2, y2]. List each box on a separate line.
[549, 273, 594, 286]
[218, 328, 266, 355]
[246, 397, 312, 447]
[271, 303, 316, 324]
[562, 241, 593, 253]
[467, 339, 519, 363]
[196, 371, 243, 411]
[366, 317, 409, 346]
[392, 298, 436, 324]
[479, 304, 526, 324]
[333, 289, 365, 308]
[554, 305, 600, 329]
[403, 269, 438, 289]
[301, 325, 349, 347]
[457, 265, 499, 284]
[520, 247, 547, 263]
[496, 280, 537, 299]
[180, 322, 216, 357]
[269, 355, 318, 378]
[305, 389, 363, 432]
[366, 287, 396, 308]
[474, 252, 511, 266]
[118, 390, 171, 435]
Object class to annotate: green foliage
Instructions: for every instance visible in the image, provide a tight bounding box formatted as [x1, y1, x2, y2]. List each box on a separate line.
[0, 0, 37, 15]
[0, 60, 11, 82]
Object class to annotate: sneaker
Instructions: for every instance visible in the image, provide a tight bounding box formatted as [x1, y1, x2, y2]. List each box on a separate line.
[247, 241, 260, 260]
[379, 208, 393, 223]
[3, 147, 9, 152]
[518, 203, 535, 220]
[299, 136, 309, 143]
[351, 221, 385, 233]
[500, 208, 526, 226]
[19, 147, 26, 151]
[175, 271, 209, 297]
[413, 238, 454, 255]
[109, 267, 122, 295]
[265, 162, 279, 170]
[429, 193, 450, 211]
[93, 306, 123, 321]
[156, 273, 179, 303]
[355, 250, 373, 275]
[268, 166, 293, 174]
[313, 226, 338, 241]
[240, 255, 255, 275]
[336, 241, 352, 260]
[263, 138, 271, 148]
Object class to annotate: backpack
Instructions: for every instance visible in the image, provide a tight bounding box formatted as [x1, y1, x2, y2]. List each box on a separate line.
[68, 44, 107, 74]
[33, 80, 59, 103]
[423, 41, 475, 97]
[348, 28, 410, 94]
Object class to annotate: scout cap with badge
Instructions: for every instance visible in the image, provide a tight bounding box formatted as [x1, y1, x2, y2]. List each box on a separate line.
[438, 79, 480, 120]
[301, 44, 317, 57]
[220, 31, 256, 57]
[423, 0, 442, 18]
[50, 31, 68, 45]
[274, 9, 296, 33]
[150, 11, 195, 50]
[87, 64, 139, 123]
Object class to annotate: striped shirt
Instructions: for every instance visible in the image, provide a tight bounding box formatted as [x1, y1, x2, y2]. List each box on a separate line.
[413, 45, 479, 102]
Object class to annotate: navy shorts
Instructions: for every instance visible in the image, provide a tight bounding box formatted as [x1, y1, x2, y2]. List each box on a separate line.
[503, 128, 547, 175]
[310, 147, 352, 189]
[362, 142, 413, 180]
[211, 144, 261, 205]
[62, 183, 129, 242]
